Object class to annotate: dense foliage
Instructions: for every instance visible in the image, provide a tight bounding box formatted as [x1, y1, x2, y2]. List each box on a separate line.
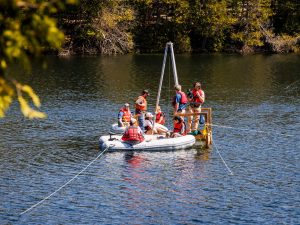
[57, 0, 299, 54]
[0, 0, 75, 118]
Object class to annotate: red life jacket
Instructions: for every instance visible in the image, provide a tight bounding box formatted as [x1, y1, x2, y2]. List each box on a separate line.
[192, 89, 204, 106]
[135, 96, 147, 111]
[173, 121, 186, 135]
[155, 112, 165, 125]
[121, 126, 145, 142]
[172, 91, 188, 106]
[119, 108, 131, 122]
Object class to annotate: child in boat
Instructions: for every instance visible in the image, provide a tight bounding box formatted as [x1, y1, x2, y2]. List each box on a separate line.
[144, 112, 168, 135]
[121, 118, 145, 145]
[155, 105, 166, 125]
[169, 116, 187, 138]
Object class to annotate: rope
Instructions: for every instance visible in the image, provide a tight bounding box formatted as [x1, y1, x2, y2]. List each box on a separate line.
[19, 145, 112, 216]
[210, 123, 295, 137]
[212, 137, 234, 176]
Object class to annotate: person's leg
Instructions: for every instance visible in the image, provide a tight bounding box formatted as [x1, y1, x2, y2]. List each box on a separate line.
[192, 107, 201, 131]
[186, 106, 193, 133]
[138, 114, 145, 132]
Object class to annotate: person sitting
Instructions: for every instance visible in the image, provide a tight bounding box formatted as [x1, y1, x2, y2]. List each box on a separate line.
[118, 103, 132, 127]
[170, 116, 187, 138]
[155, 105, 166, 125]
[144, 112, 168, 135]
[121, 118, 145, 145]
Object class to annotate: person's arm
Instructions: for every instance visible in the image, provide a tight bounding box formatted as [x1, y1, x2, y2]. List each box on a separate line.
[197, 90, 205, 103]
[118, 111, 124, 126]
[174, 93, 180, 114]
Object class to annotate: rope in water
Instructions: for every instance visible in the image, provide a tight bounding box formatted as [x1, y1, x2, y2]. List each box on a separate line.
[210, 123, 295, 137]
[212, 137, 234, 176]
[19, 145, 112, 216]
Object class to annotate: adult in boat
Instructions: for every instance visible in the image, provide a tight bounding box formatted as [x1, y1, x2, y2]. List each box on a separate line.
[118, 103, 132, 127]
[144, 112, 168, 135]
[170, 116, 187, 138]
[135, 89, 149, 132]
[187, 82, 205, 133]
[155, 105, 166, 125]
[172, 84, 188, 118]
[121, 118, 145, 145]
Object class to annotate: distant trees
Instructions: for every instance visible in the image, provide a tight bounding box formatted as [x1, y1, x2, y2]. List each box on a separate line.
[56, 0, 298, 54]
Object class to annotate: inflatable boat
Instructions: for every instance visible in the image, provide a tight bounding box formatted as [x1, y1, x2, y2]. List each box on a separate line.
[110, 123, 126, 134]
[99, 134, 196, 152]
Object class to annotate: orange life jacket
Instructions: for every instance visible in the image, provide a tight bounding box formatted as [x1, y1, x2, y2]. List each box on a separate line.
[135, 96, 147, 111]
[192, 89, 204, 106]
[173, 121, 186, 135]
[119, 108, 131, 122]
[121, 126, 145, 142]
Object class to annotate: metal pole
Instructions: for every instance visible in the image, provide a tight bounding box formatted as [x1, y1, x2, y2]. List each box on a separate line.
[155, 43, 168, 109]
[168, 42, 179, 85]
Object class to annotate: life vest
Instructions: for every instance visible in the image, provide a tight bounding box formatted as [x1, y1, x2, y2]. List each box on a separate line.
[119, 108, 131, 122]
[173, 121, 186, 135]
[135, 96, 147, 111]
[192, 89, 204, 107]
[121, 126, 145, 142]
[155, 112, 165, 125]
[172, 91, 188, 106]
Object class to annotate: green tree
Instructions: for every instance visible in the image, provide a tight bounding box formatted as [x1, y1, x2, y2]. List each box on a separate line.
[0, 0, 75, 118]
[58, 0, 134, 55]
[189, 0, 236, 52]
[271, 0, 300, 35]
[132, 0, 190, 53]
[230, 0, 273, 53]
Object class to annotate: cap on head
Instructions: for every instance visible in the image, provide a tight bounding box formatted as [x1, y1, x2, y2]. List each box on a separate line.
[142, 89, 149, 96]
[145, 112, 154, 118]
[124, 103, 129, 107]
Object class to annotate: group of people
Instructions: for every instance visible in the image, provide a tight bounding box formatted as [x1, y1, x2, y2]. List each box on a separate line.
[118, 82, 205, 144]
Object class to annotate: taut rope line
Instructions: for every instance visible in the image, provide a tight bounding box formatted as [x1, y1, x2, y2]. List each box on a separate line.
[19, 145, 112, 216]
[210, 123, 295, 137]
[212, 137, 234, 176]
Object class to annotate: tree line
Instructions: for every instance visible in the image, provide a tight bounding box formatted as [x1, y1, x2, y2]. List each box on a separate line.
[57, 0, 300, 55]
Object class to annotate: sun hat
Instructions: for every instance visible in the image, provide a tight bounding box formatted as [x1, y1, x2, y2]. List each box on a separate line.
[145, 112, 154, 118]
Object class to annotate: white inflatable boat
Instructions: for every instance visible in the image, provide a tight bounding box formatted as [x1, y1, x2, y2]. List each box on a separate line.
[99, 134, 196, 152]
[110, 123, 126, 134]
[110, 123, 169, 134]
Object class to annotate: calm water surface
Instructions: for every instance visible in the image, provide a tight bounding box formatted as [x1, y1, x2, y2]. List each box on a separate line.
[0, 54, 299, 224]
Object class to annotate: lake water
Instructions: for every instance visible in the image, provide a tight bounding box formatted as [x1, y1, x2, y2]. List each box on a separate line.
[0, 54, 299, 224]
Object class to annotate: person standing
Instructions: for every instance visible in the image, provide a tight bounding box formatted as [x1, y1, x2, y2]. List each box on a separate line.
[135, 89, 149, 132]
[118, 103, 132, 127]
[172, 84, 188, 118]
[187, 82, 205, 134]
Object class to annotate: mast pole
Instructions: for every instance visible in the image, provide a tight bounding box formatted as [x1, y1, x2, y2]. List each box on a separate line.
[169, 42, 179, 85]
[155, 43, 169, 109]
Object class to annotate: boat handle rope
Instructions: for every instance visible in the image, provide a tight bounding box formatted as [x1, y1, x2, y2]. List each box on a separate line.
[19, 144, 114, 216]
